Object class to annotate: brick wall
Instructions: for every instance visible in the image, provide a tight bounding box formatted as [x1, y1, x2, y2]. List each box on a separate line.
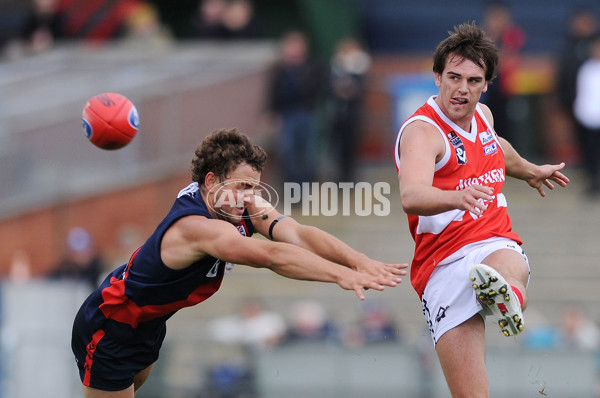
[0, 172, 192, 277]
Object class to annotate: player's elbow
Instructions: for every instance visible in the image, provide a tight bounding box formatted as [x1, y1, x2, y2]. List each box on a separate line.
[400, 189, 421, 215]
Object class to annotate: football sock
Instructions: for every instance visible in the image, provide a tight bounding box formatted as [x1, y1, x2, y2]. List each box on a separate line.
[510, 285, 523, 308]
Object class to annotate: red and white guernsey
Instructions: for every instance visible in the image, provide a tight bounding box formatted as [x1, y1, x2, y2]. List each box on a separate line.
[395, 96, 522, 298]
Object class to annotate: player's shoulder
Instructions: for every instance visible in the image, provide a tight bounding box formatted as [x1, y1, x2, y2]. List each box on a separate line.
[398, 119, 446, 163]
[401, 118, 443, 144]
[477, 102, 494, 122]
[171, 214, 236, 242]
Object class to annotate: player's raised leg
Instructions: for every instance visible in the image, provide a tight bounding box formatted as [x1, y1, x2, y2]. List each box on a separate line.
[480, 249, 529, 309]
[472, 249, 529, 336]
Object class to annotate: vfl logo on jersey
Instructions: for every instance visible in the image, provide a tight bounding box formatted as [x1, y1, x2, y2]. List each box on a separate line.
[447, 131, 467, 165]
[236, 225, 248, 236]
[483, 142, 498, 156]
[479, 129, 495, 145]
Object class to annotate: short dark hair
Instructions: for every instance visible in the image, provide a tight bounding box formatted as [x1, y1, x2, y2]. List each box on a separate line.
[190, 128, 267, 185]
[432, 22, 499, 82]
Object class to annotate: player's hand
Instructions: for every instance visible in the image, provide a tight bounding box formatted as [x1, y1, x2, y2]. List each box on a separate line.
[526, 162, 570, 197]
[455, 184, 494, 216]
[353, 258, 407, 286]
[337, 268, 396, 301]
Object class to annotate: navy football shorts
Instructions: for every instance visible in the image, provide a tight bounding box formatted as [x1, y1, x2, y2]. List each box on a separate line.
[71, 304, 166, 391]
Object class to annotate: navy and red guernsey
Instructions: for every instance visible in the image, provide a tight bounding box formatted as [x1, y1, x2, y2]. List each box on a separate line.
[71, 182, 255, 391]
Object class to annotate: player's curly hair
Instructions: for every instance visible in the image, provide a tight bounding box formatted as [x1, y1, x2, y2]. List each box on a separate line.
[432, 21, 499, 82]
[191, 128, 267, 186]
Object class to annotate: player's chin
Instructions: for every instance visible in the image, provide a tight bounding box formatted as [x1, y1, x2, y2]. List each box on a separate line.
[229, 214, 244, 225]
[221, 210, 245, 225]
[229, 216, 244, 225]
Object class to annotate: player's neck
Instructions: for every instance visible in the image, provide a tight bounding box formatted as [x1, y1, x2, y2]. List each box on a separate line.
[200, 186, 219, 219]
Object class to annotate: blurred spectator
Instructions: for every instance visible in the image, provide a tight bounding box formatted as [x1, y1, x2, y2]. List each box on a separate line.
[190, 0, 228, 39]
[207, 298, 287, 350]
[559, 306, 600, 351]
[205, 297, 279, 398]
[220, 0, 256, 39]
[521, 309, 562, 350]
[20, 0, 63, 52]
[326, 37, 371, 182]
[58, 0, 140, 42]
[555, 8, 599, 123]
[49, 227, 104, 290]
[285, 299, 339, 343]
[522, 325, 561, 350]
[357, 301, 399, 344]
[3, 0, 63, 59]
[206, 361, 256, 398]
[267, 30, 325, 185]
[481, 1, 526, 143]
[343, 300, 399, 347]
[190, 0, 256, 40]
[122, 1, 172, 46]
[573, 32, 600, 194]
[9, 250, 32, 284]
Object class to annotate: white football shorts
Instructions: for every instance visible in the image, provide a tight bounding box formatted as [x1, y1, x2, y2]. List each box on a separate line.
[420, 237, 529, 345]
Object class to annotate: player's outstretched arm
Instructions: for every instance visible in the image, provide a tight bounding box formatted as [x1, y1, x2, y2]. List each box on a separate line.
[162, 215, 397, 300]
[498, 137, 570, 197]
[250, 198, 407, 283]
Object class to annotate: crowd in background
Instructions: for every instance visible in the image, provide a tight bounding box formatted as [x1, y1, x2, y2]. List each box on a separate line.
[0, 0, 373, 186]
[3, 0, 600, 190]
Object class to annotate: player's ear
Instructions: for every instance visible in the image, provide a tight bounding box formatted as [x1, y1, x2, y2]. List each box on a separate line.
[205, 172, 218, 192]
[434, 73, 442, 87]
[482, 81, 488, 93]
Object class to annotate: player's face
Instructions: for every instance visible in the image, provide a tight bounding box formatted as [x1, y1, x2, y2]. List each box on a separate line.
[209, 163, 261, 225]
[434, 54, 488, 131]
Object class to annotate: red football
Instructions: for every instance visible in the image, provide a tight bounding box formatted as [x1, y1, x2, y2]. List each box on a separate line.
[82, 92, 139, 150]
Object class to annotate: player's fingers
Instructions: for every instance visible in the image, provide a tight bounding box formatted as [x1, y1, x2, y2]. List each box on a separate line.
[554, 161, 566, 171]
[379, 278, 400, 287]
[471, 185, 495, 200]
[473, 200, 487, 212]
[376, 271, 400, 285]
[552, 172, 570, 186]
[537, 185, 546, 197]
[387, 263, 409, 273]
[470, 184, 494, 195]
[354, 287, 366, 301]
[467, 200, 484, 215]
[380, 271, 401, 281]
[369, 280, 386, 291]
[381, 268, 407, 279]
[391, 269, 407, 277]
